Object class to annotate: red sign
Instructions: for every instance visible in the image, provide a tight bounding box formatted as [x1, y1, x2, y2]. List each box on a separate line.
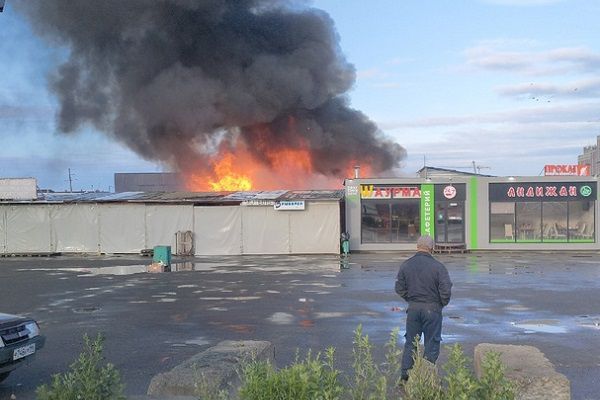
[443, 185, 457, 199]
[544, 164, 590, 176]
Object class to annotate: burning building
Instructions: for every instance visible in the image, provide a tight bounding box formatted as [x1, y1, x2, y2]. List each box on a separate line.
[17, 0, 406, 191]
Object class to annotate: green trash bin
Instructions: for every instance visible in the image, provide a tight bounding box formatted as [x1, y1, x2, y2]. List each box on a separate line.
[153, 245, 171, 266]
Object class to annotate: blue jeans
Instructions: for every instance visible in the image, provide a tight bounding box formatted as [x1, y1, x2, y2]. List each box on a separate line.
[401, 306, 442, 377]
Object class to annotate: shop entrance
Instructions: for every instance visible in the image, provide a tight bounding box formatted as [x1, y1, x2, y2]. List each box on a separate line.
[435, 201, 465, 243]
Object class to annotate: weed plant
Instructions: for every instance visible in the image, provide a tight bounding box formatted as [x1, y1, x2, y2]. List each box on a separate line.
[477, 351, 515, 400]
[236, 325, 517, 400]
[403, 336, 443, 400]
[237, 348, 343, 400]
[36, 334, 125, 400]
[443, 344, 479, 400]
[40, 329, 515, 400]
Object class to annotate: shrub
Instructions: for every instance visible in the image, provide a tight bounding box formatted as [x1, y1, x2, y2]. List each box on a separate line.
[403, 336, 443, 400]
[382, 328, 403, 391]
[443, 344, 479, 400]
[238, 347, 343, 400]
[348, 324, 387, 400]
[36, 334, 125, 400]
[477, 351, 515, 400]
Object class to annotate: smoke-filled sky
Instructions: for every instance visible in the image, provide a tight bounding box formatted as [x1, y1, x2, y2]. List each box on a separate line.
[2, 0, 600, 190]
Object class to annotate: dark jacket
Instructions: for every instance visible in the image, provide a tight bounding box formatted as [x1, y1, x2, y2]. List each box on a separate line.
[395, 251, 452, 311]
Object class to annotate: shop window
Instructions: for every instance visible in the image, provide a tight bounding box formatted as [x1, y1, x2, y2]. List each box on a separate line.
[490, 202, 515, 242]
[361, 200, 420, 243]
[568, 200, 595, 242]
[361, 202, 391, 243]
[391, 200, 420, 243]
[516, 202, 541, 242]
[542, 202, 568, 242]
[490, 199, 596, 244]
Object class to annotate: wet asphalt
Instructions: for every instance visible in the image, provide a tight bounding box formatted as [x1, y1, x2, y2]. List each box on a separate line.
[0, 252, 598, 400]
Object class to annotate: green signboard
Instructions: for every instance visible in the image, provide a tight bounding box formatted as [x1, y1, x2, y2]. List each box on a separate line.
[420, 184, 434, 237]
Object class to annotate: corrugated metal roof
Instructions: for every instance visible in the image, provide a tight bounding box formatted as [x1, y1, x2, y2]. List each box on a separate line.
[1, 189, 343, 204]
[280, 190, 344, 200]
[223, 190, 289, 200]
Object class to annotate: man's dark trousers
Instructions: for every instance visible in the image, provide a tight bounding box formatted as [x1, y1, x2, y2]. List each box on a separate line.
[401, 305, 442, 377]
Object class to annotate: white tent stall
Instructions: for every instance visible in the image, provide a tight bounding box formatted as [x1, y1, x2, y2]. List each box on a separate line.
[0, 190, 342, 256]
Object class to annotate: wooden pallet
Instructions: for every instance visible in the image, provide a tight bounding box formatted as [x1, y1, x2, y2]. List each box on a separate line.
[434, 244, 469, 254]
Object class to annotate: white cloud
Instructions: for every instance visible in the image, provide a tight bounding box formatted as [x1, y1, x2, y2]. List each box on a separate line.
[464, 44, 600, 76]
[380, 101, 600, 129]
[497, 78, 600, 99]
[356, 68, 393, 80]
[382, 102, 600, 176]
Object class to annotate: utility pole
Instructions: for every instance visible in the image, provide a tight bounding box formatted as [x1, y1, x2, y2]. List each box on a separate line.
[68, 168, 73, 192]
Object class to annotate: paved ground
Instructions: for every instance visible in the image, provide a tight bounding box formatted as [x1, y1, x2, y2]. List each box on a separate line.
[0, 252, 598, 400]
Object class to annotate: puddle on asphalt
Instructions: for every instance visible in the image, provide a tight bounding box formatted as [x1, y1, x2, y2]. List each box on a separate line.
[24, 259, 344, 276]
[185, 336, 210, 346]
[314, 312, 348, 319]
[505, 304, 531, 312]
[511, 319, 567, 333]
[267, 312, 295, 325]
[575, 315, 600, 330]
[72, 306, 101, 314]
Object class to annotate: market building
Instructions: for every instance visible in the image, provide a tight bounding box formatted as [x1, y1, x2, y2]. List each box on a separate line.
[0, 190, 343, 256]
[344, 175, 598, 251]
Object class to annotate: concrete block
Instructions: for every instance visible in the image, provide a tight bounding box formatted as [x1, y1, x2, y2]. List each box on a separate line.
[147, 340, 274, 398]
[474, 343, 570, 400]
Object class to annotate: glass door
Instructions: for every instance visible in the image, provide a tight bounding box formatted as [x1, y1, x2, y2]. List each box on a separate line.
[435, 201, 465, 243]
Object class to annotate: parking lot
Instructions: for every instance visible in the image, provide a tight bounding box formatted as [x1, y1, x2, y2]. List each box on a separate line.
[0, 252, 599, 399]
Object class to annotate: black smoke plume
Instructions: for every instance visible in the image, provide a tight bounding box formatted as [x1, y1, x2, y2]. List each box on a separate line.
[17, 0, 405, 182]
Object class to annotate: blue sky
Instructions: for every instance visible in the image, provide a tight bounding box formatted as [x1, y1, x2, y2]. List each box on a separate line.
[2, 0, 600, 190]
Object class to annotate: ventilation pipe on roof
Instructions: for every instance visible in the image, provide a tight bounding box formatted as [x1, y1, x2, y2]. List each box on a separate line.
[354, 165, 360, 179]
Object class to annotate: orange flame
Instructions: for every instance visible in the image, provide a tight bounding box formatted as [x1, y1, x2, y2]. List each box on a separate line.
[184, 122, 373, 191]
[208, 153, 253, 191]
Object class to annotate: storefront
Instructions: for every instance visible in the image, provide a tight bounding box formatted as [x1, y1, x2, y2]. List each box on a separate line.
[488, 181, 595, 244]
[345, 176, 599, 251]
[345, 178, 470, 251]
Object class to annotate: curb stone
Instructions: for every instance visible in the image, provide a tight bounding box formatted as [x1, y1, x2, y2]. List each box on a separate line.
[147, 340, 274, 398]
[474, 343, 570, 400]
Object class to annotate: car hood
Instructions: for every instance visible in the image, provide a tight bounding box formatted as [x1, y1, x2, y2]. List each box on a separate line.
[0, 313, 28, 326]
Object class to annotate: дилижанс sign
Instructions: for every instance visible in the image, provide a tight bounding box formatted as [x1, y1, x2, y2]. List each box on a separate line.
[489, 182, 596, 202]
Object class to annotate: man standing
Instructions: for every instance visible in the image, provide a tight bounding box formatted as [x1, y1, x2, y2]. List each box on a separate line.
[395, 235, 452, 381]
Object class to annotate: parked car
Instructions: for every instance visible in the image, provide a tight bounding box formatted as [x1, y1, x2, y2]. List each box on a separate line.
[0, 313, 45, 382]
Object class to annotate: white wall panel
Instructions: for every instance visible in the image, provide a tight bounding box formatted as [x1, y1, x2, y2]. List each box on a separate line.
[290, 202, 340, 254]
[194, 206, 242, 255]
[146, 205, 194, 250]
[6, 205, 52, 253]
[0, 206, 6, 253]
[50, 204, 99, 253]
[99, 204, 145, 253]
[242, 206, 289, 254]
